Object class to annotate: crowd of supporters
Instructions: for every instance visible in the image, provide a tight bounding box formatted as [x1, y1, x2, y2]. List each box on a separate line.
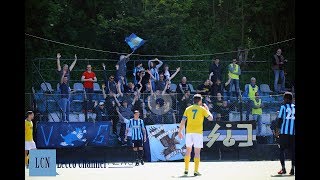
[33, 48, 293, 143]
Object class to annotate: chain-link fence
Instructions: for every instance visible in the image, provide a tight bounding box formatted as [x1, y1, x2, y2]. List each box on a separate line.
[29, 56, 295, 93]
[26, 86, 290, 144]
[26, 91, 285, 121]
[26, 49, 295, 146]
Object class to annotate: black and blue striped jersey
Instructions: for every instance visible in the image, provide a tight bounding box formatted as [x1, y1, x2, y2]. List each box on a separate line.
[128, 118, 145, 140]
[278, 103, 295, 135]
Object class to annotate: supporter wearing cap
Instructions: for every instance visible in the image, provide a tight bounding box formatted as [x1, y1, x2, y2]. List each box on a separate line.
[94, 101, 107, 121]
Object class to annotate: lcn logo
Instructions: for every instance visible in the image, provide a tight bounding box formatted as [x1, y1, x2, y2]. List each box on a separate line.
[29, 149, 58, 176]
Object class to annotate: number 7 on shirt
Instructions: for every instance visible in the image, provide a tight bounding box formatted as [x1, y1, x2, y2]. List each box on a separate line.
[192, 109, 198, 119]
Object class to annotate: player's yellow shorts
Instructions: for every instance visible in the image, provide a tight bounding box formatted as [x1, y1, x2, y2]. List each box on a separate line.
[186, 133, 203, 148]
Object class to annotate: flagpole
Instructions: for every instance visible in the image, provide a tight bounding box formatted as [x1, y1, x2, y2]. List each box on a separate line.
[129, 50, 135, 55]
[127, 50, 135, 57]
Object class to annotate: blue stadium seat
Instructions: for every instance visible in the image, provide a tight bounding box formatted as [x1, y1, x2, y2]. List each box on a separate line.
[34, 92, 45, 113]
[93, 83, 103, 101]
[70, 100, 83, 112]
[57, 83, 75, 94]
[275, 94, 283, 102]
[222, 89, 229, 100]
[47, 100, 60, 112]
[56, 83, 61, 92]
[260, 93, 276, 103]
[70, 83, 84, 112]
[260, 84, 273, 93]
[244, 83, 249, 90]
[230, 84, 241, 93]
[73, 83, 84, 92]
[93, 92, 104, 101]
[70, 91, 84, 112]
[242, 84, 250, 98]
[170, 83, 177, 92]
[93, 83, 102, 92]
[40, 82, 54, 93]
[188, 83, 196, 93]
[72, 92, 84, 101]
[229, 84, 242, 98]
[259, 84, 275, 104]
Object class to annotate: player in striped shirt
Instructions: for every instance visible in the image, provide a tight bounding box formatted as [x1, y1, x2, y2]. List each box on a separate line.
[25, 111, 36, 168]
[178, 94, 214, 176]
[276, 92, 295, 175]
[124, 110, 147, 166]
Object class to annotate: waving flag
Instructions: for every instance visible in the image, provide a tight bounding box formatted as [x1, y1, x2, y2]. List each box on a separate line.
[125, 33, 146, 51]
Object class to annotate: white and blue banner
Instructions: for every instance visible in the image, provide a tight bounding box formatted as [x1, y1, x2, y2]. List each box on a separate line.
[125, 33, 145, 51]
[203, 120, 257, 148]
[146, 124, 186, 162]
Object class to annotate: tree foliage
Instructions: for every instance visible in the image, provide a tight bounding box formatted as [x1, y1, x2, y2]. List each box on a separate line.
[25, 0, 295, 92]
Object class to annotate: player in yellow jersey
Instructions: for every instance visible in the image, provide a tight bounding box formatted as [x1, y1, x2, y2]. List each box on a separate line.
[25, 111, 36, 168]
[178, 94, 214, 176]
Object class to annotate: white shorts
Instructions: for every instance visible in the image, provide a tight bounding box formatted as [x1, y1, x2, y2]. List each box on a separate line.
[25, 141, 37, 150]
[186, 133, 203, 148]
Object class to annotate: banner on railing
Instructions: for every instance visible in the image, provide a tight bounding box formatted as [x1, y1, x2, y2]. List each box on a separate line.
[36, 122, 113, 148]
[203, 120, 257, 148]
[36, 120, 256, 150]
[145, 121, 256, 161]
[146, 124, 186, 162]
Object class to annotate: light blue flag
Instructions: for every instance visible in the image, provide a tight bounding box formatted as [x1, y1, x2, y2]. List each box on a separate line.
[125, 33, 145, 51]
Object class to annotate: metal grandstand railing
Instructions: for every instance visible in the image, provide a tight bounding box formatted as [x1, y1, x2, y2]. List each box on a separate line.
[31, 57, 295, 91]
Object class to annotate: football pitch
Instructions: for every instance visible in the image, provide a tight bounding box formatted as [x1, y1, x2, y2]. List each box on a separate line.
[25, 160, 295, 180]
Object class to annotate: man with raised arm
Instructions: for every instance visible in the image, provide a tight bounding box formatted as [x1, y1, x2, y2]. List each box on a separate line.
[56, 53, 77, 81]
